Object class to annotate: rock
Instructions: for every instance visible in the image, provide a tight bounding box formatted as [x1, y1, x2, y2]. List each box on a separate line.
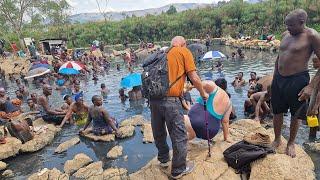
[28, 168, 69, 180]
[117, 125, 135, 139]
[0, 161, 7, 170]
[250, 152, 314, 180]
[2, 169, 14, 178]
[103, 168, 128, 179]
[120, 115, 145, 127]
[0, 136, 22, 160]
[141, 123, 154, 143]
[64, 153, 93, 175]
[55, 137, 80, 153]
[130, 119, 315, 180]
[107, 145, 123, 159]
[81, 133, 115, 142]
[20, 124, 59, 153]
[304, 142, 320, 153]
[73, 161, 103, 179]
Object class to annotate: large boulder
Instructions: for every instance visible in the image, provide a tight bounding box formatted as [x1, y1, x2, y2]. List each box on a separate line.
[55, 137, 80, 154]
[64, 153, 93, 175]
[28, 168, 69, 180]
[103, 168, 128, 180]
[130, 119, 315, 180]
[141, 123, 154, 143]
[117, 125, 135, 139]
[120, 115, 146, 127]
[81, 133, 115, 142]
[20, 124, 59, 153]
[72, 161, 104, 179]
[107, 145, 123, 159]
[0, 136, 22, 160]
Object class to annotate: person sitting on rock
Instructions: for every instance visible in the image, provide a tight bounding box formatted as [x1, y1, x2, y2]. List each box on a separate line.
[0, 87, 22, 120]
[38, 84, 66, 125]
[59, 94, 89, 128]
[183, 80, 232, 142]
[80, 95, 121, 137]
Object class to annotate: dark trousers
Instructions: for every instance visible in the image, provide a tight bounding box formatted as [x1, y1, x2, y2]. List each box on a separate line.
[150, 97, 187, 176]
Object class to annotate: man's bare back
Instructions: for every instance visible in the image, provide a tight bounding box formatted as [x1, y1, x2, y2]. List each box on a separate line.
[278, 28, 317, 76]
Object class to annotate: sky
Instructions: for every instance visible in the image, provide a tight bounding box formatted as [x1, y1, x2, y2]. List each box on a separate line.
[66, 0, 220, 14]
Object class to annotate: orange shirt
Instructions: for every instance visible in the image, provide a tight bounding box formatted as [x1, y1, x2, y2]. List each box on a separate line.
[167, 47, 196, 97]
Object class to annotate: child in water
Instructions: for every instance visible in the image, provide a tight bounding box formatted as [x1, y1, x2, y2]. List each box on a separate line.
[100, 83, 109, 99]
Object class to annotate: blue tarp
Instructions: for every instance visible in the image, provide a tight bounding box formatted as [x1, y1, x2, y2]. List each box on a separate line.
[120, 73, 142, 88]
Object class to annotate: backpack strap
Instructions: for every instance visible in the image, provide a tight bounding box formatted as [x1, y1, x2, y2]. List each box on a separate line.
[166, 47, 187, 90]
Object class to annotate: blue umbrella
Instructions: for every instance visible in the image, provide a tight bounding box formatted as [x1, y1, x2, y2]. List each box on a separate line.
[58, 68, 80, 75]
[120, 73, 142, 88]
[201, 51, 226, 61]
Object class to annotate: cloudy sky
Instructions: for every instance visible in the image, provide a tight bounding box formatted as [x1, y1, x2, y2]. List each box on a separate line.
[66, 0, 218, 14]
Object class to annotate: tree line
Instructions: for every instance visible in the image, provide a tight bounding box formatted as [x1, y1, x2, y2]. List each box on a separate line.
[1, 0, 320, 49]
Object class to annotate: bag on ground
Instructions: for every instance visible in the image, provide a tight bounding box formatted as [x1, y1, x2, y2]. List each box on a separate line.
[223, 140, 274, 174]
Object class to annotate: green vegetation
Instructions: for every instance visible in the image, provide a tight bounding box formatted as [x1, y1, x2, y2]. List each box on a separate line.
[1, 0, 320, 48]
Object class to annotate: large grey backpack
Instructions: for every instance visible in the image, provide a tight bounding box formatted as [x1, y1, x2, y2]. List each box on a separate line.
[141, 48, 184, 99]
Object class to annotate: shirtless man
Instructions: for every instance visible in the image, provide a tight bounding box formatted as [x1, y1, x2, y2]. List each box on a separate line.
[272, 9, 320, 157]
[38, 84, 65, 125]
[59, 94, 89, 128]
[254, 86, 271, 122]
[80, 95, 121, 137]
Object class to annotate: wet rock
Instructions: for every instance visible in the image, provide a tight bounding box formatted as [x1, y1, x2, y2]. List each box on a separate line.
[73, 161, 103, 179]
[2, 169, 14, 178]
[141, 123, 154, 143]
[20, 124, 59, 153]
[304, 142, 320, 153]
[64, 153, 93, 175]
[28, 168, 69, 180]
[55, 137, 80, 153]
[120, 115, 145, 127]
[81, 133, 115, 142]
[117, 125, 135, 139]
[107, 145, 123, 159]
[0, 161, 7, 170]
[130, 119, 315, 180]
[0, 136, 22, 160]
[103, 168, 128, 179]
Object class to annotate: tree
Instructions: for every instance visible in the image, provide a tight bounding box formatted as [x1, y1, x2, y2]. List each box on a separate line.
[166, 5, 177, 15]
[95, 0, 111, 23]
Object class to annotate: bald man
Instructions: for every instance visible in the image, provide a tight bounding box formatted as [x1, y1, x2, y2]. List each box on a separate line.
[150, 36, 208, 179]
[272, 9, 320, 157]
[38, 84, 65, 125]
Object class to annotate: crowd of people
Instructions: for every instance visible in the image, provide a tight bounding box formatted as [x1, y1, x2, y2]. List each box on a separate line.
[0, 8, 319, 180]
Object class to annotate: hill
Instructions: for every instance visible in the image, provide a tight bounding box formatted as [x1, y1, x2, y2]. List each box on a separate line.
[68, 3, 212, 23]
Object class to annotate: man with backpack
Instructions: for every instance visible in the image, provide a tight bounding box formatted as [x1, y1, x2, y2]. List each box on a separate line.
[145, 36, 208, 179]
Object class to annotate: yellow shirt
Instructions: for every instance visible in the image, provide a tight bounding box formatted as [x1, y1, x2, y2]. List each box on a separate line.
[167, 47, 196, 97]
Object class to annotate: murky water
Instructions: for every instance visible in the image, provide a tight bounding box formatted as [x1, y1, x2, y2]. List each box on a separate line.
[1, 45, 319, 179]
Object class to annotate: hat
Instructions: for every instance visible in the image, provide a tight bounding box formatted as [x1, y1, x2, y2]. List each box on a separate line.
[243, 132, 272, 147]
[74, 92, 83, 102]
